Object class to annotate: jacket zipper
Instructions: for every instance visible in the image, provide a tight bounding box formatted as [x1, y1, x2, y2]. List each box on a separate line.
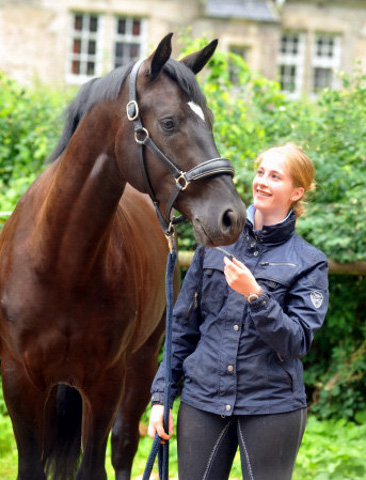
[260, 261, 298, 267]
[277, 353, 294, 391]
[185, 292, 199, 319]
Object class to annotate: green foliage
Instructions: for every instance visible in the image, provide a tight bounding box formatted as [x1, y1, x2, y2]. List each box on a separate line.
[176, 37, 366, 420]
[1, 397, 366, 480]
[304, 274, 366, 420]
[295, 69, 366, 263]
[176, 36, 366, 264]
[294, 416, 366, 480]
[1, 41, 366, 422]
[0, 73, 67, 184]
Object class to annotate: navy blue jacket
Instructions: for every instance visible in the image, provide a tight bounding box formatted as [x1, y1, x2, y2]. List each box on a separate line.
[151, 207, 329, 416]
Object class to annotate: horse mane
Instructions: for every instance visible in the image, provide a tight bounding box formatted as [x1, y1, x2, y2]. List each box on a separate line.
[48, 58, 207, 163]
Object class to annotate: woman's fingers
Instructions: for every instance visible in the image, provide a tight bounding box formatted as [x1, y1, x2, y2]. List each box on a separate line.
[223, 255, 261, 297]
[148, 405, 174, 443]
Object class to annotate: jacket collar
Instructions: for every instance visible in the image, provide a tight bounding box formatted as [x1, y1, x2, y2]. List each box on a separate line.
[246, 204, 296, 245]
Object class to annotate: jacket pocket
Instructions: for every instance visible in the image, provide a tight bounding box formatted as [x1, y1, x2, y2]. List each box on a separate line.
[255, 262, 299, 306]
[268, 352, 302, 394]
[201, 265, 228, 317]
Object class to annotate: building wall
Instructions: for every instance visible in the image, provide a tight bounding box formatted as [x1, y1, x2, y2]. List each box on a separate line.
[280, 1, 366, 93]
[1, 0, 366, 94]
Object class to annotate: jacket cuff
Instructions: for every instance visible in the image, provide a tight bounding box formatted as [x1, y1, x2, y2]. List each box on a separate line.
[248, 292, 270, 312]
[151, 392, 165, 406]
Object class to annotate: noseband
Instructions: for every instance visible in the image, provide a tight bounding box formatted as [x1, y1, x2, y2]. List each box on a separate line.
[126, 58, 235, 237]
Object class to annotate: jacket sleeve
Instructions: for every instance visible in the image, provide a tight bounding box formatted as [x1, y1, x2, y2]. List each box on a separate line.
[150, 245, 204, 406]
[249, 252, 329, 359]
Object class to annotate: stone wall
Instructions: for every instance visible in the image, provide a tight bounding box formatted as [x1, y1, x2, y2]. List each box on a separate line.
[1, 0, 366, 92]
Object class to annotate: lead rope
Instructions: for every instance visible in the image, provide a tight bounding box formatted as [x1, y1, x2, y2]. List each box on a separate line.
[142, 233, 177, 480]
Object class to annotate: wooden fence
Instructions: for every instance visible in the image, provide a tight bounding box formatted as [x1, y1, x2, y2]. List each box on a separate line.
[2, 211, 365, 276]
[177, 251, 366, 276]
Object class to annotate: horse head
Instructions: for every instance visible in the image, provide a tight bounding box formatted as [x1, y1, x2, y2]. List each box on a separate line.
[116, 33, 246, 247]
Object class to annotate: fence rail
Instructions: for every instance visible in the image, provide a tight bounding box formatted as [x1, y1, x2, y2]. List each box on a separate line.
[177, 251, 366, 276]
[1, 211, 365, 275]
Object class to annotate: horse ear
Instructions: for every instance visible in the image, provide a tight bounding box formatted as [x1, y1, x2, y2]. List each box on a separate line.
[146, 33, 173, 80]
[180, 39, 218, 74]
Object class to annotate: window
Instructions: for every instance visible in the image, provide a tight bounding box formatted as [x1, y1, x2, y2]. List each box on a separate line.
[312, 34, 341, 92]
[114, 18, 147, 69]
[280, 33, 300, 56]
[277, 32, 304, 96]
[68, 12, 104, 82]
[228, 45, 249, 84]
[279, 65, 296, 93]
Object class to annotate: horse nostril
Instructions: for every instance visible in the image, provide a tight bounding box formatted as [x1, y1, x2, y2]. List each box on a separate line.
[222, 209, 235, 230]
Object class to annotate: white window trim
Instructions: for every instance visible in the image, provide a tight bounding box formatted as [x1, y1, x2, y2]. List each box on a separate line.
[66, 12, 105, 85]
[277, 32, 305, 97]
[112, 17, 148, 71]
[311, 34, 342, 92]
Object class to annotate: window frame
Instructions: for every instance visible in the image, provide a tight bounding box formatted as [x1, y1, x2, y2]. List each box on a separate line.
[113, 17, 147, 70]
[277, 31, 305, 97]
[66, 12, 105, 84]
[311, 33, 342, 93]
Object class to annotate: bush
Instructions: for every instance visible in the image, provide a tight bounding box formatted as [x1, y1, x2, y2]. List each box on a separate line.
[1, 42, 366, 421]
[177, 36, 366, 421]
[0, 73, 72, 180]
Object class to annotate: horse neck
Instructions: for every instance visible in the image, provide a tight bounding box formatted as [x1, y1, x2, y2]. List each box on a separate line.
[35, 104, 127, 281]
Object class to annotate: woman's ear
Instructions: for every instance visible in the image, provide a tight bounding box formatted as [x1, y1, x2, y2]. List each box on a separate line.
[291, 186, 305, 203]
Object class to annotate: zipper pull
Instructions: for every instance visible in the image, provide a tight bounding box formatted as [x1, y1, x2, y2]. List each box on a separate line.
[194, 292, 199, 309]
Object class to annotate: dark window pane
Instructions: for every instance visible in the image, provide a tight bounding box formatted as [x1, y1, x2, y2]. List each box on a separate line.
[292, 38, 298, 54]
[313, 67, 332, 91]
[73, 39, 81, 54]
[130, 43, 140, 58]
[88, 40, 96, 55]
[74, 14, 83, 31]
[72, 60, 80, 74]
[115, 42, 123, 57]
[89, 16, 98, 32]
[280, 37, 286, 54]
[118, 19, 126, 34]
[87, 61, 95, 75]
[132, 20, 141, 36]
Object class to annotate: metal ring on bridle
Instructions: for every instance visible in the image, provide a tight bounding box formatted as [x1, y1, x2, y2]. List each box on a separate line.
[126, 100, 139, 121]
[134, 128, 149, 144]
[175, 172, 190, 191]
[127, 58, 235, 237]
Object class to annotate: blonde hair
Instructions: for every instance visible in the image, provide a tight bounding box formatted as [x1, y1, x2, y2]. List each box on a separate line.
[255, 142, 315, 218]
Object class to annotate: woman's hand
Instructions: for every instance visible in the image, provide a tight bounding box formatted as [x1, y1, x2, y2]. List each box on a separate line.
[223, 256, 263, 299]
[148, 404, 174, 443]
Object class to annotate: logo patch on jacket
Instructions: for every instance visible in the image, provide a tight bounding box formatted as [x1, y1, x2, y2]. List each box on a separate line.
[310, 291, 323, 309]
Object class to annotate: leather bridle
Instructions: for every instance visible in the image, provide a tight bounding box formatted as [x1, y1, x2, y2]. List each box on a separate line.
[126, 58, 235, 237]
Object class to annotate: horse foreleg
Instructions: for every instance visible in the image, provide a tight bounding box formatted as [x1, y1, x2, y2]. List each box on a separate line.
[1, 356, 48, 480]
[111, 318, 165, 480]
[76, 367, 125, 480]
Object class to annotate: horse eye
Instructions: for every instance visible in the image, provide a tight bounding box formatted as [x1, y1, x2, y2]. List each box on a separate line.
[160, 119, 175, 131]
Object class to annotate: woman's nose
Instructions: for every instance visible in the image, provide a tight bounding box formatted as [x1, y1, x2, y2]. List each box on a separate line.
[257, 175, 269, 186]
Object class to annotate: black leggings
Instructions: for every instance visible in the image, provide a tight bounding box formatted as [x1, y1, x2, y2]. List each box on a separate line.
[177, 402, 307, 480]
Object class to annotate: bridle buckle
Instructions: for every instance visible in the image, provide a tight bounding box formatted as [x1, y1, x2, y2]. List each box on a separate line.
[126, 100, 139, 121]
[175, 172, 190, 191]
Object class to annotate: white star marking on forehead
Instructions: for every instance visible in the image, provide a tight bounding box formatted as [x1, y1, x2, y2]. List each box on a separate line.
[188, 101, 205, 122]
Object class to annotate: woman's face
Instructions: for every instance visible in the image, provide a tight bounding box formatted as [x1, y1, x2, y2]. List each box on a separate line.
[252, 151, 304, 221]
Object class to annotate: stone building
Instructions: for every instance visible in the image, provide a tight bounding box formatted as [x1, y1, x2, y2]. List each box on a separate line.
[1, 0, 366, 96]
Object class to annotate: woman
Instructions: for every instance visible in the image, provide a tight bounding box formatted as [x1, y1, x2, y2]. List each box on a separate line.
[148, 143, 329, 480]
